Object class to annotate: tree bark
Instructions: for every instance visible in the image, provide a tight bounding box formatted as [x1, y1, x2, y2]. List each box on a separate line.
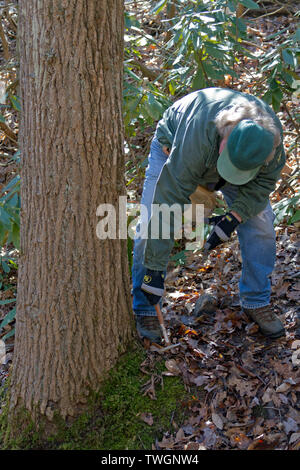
[9, 0, 134, 429]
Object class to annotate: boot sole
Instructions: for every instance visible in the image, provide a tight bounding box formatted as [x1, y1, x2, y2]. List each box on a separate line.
[264, 328, 286, 339]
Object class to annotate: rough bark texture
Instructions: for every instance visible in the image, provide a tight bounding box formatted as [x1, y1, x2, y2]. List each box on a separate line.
[10, 0, 134, 424]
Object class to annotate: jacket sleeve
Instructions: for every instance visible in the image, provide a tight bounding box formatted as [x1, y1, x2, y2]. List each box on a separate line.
[143, 119, 209, 270]
[229, 143, 286, 222]
[155, 107, 175, 146]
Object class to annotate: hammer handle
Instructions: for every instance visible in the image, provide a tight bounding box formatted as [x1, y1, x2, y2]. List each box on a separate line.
[154, 303, 171, 345]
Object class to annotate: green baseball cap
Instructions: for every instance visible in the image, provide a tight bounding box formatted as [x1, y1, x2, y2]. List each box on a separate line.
[217, 119, 274, 185]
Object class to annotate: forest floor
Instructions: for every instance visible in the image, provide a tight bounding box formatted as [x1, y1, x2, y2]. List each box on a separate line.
[135, 223, 300, 451]
[0, 2, 299, 451]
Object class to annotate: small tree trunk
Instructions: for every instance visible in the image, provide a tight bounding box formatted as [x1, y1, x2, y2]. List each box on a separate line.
[236, 3, 245, 17]
[9, 0, 134, 434]
[165, 1, 178, 42]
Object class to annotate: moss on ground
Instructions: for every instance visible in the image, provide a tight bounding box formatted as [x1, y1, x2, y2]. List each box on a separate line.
[0, 342, 189, 450]
[54, 343, 188, 450]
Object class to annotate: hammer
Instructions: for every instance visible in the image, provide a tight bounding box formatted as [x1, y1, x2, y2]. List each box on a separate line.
[154, 303, 171, 346]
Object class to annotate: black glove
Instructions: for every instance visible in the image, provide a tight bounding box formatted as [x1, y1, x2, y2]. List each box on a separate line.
[141, 269, 165, 306]
[204, 212, 240, 251]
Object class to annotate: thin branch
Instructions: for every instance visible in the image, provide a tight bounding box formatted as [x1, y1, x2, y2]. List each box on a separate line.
[241, 40, 266, 52]
[131, 59, 164, 84]
[5, 78, 19, 94]
[251, 6, 286, 20]
[3, 8, 17, 34]
[282, 101, 300, 134]
[283, 131, 298, 137]
[0, 120, 18, 143]
[0, 16, 10, 61]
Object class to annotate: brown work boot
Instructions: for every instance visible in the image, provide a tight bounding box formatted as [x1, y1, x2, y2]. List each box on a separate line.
[243, 306, 285, 339]
[135, 315, 162, 344]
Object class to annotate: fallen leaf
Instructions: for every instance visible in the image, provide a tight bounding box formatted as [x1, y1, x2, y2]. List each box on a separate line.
[165, 359, 181, 376]
[245, 322, 259, 335]
[223, 262, 232, 275]
[157, 436, 175, 449]
[175, 428, 185, 442]
[287, 291, 300, 301]
[202, 426, 218, 448]
[275, 281, 290, 297]
[262, 388, 274, 404]
[279, 393, 289, 404]
[230, 432, 251, 450]
[229, 376, 257, 397]
[182, 424, 195, 436]
[139, 412, 154, 426]
[247, 437, 280, 450]
[289, 432, 300, 445]
[276, 383, 291, 393]
[292, 349, 300, 367]
[285, 377, 297, 385]
[212, 412, 224, 430]
[178, 324, 199, 337]
[168, 291, 189, 300]
[191, 375, 209, 386]
[184, 442, 206, 450]
[283, 417, 298, 434]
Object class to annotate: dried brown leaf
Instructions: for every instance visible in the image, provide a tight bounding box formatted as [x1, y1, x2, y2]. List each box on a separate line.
[139, 412, 154, 426]
[175, 428, 185, 442]
[275, 382, 291, 393]
[212, 412, 224, 430]
[202, 426, 218, 448]
[292, 349, 300, 367]
[165, 359, 181, 376]
[275, 281, 290, 297]
[184, 442, 206, 450]
[287, 290, 300, 301]
[157, 436, 175, 449]
[247, 437, 280, 450]
[191, 375, 209, 387]
[289, 432, 300, 445]
[262, 387, 274, 404]
[230, 432, 251, 450]
[283, 417, 298, 434]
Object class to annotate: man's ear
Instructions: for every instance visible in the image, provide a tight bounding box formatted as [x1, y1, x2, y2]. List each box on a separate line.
[219, 137, 228, 155]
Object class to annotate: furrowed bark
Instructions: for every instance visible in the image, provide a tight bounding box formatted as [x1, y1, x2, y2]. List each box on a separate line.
[9, 0, 134, 428]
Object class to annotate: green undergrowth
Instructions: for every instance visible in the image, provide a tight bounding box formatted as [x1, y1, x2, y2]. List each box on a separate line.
[54, 343, 188, 450]
[0, 342, 189, 450]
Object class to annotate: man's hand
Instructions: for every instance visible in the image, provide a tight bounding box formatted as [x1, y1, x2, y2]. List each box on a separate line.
[204, 212, 241, 251]
[141, 269, 165, 305]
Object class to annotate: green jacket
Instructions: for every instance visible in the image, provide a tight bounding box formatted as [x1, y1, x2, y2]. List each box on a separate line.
[144, 87, 286, 271]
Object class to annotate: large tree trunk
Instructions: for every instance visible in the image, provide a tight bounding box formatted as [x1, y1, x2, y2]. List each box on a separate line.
[9, 0, 134, 430]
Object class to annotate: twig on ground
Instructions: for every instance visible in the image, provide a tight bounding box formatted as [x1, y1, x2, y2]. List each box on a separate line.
[0, 17, 10, 60]
[0, 120, 17, 143]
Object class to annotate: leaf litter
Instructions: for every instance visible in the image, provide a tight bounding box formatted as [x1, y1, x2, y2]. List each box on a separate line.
[139, 223, 299, 451]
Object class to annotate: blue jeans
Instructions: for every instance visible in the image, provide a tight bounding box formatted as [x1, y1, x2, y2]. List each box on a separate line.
[132, 137, 276, 316]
